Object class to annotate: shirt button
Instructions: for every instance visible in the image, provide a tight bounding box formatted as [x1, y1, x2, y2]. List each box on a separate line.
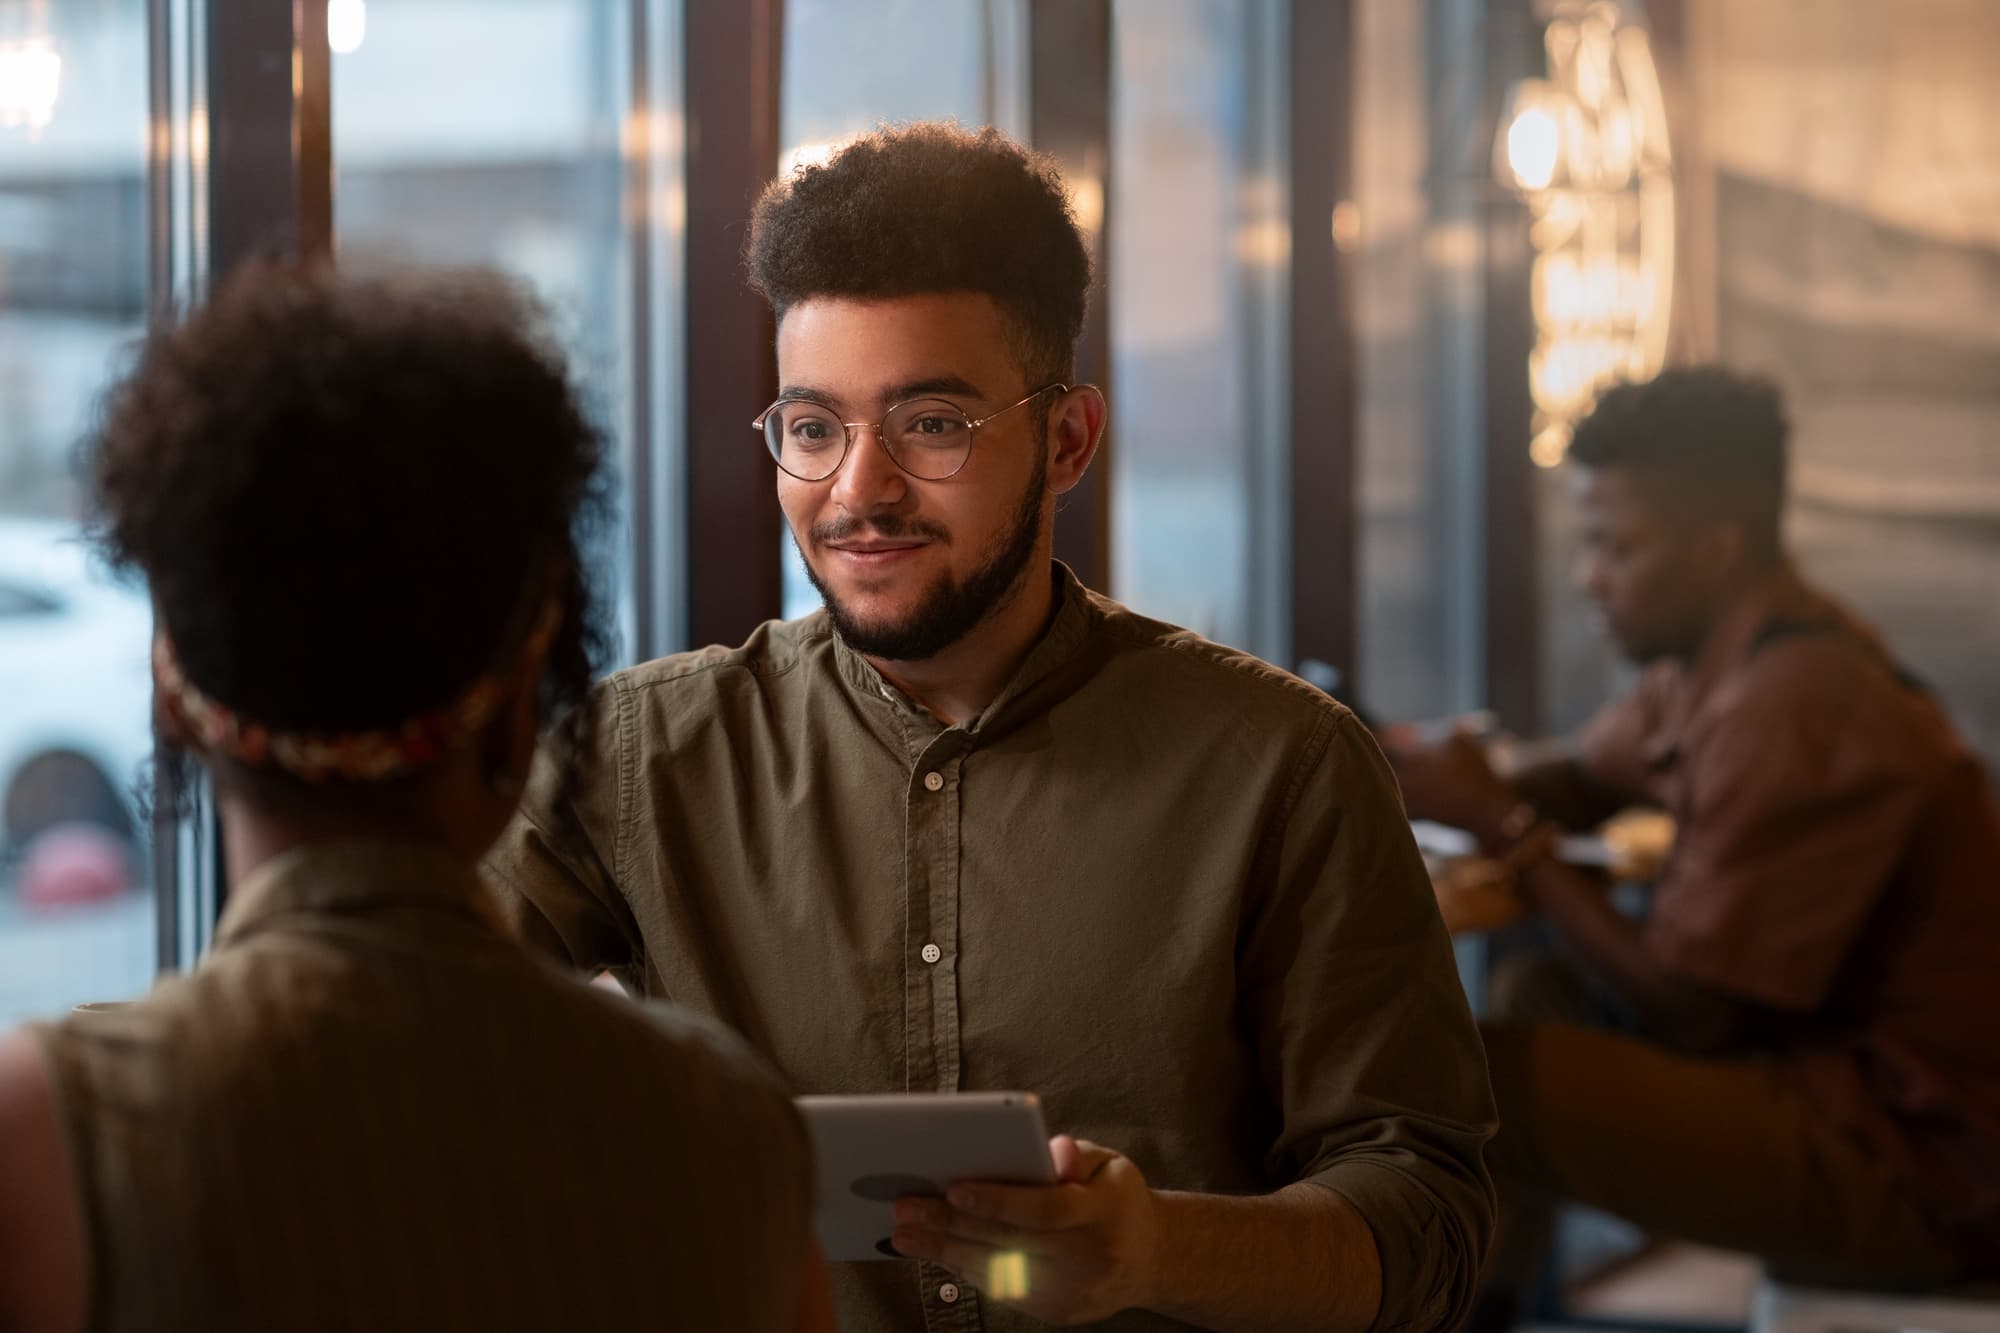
[938, 1282, 961, 1305]
[921, 943, 942, 965]
[923, 771, 944, 792]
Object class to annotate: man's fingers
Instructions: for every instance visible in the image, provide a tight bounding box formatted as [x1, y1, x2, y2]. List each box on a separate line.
[892, 1199, 1065, 1256]
[891, 1227, 1047, 1301]
[1378, 721, 1419, 747]
[890, 1225, 991, 1276]
[1050, 1135, 1118, 1183]
[944, 1178, 1094, 1231]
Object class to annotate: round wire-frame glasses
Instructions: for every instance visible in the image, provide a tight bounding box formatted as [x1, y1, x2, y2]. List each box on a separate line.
[752, 383, 1069, 482]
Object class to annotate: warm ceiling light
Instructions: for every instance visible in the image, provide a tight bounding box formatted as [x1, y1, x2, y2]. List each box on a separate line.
[1495, 2, 1673, 466]
[0, 37, 62, 131]
[1506, 105, 1562, 192]
[328, 0, 367, 55]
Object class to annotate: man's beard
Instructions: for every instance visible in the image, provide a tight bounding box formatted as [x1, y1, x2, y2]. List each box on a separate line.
[801, 452, 1047, 662]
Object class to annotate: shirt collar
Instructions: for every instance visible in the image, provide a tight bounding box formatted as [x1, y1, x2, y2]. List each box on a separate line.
[214, 838, 502, 950]
[830, 561, 1100, 737]
[1642, 561, 1838, 765]
[1682, 560, 1827, 703]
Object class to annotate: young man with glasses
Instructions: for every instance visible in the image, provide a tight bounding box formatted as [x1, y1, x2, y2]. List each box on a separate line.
[487, 123, 1495, 1333]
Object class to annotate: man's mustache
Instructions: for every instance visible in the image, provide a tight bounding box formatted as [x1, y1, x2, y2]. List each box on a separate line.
[812, 516, 950, 544]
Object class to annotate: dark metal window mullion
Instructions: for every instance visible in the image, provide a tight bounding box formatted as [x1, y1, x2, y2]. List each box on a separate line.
[1288, 0, 1361, 694]
[1029, 0, 1113, 594]
[163, 0, 335, 956]
[683, 0, 784, 650]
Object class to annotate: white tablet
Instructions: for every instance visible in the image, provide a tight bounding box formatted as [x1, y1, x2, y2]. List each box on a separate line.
[796, 1091, 1057, 1262]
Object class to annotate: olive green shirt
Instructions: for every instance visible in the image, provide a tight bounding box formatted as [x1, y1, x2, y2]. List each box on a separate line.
[487, 565, 1496, 1332]
[32, 841, 811, 1333]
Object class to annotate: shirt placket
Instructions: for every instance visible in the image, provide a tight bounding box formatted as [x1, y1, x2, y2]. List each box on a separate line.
[901, 728, 982, 1331]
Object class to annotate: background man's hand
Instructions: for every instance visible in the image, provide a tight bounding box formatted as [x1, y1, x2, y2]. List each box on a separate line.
[1382, 724, 1517, 837]
[1431, 857, 1530, 935]
[891, 1136, 1161, 1325]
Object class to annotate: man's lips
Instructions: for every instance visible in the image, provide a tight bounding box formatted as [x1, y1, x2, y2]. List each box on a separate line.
[822, 539, 931, 571]
[827, 540, 927, 553]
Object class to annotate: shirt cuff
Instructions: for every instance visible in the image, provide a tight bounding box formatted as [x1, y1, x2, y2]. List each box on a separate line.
[1307, 1158, 1480, 1333]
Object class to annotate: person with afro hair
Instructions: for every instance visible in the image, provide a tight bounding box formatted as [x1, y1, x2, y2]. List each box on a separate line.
[0, 261, 833, 1333]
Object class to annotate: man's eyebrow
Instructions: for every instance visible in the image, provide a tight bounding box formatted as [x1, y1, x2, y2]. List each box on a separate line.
[774, 377, 989, 412]
[884, 375, 986, 402]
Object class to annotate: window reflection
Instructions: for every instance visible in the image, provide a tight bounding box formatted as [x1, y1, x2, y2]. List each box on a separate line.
[333, 0, 649, 663]
[1110, 0, 1287, 661]
[0, 0, 157, 1021]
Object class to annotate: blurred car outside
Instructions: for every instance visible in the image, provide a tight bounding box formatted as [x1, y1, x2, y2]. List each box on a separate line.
[0, 512, 151, 896]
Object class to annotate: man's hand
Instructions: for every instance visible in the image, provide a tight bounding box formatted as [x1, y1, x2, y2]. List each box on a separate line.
[1431, 857, 1530, 935]
[891, 1136, 1161, 1325]
[1382, 725, 1517, 839]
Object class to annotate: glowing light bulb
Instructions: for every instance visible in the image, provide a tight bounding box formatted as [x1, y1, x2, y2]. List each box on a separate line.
[328, 0, 367, 55]
[1506, 106, 1561, 192]
[1531, 424, 1572, 469]
[0, 38, 62, 131]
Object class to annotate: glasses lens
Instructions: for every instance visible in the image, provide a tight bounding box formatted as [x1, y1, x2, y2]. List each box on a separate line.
[765, 401, 846, 479]
[882, 399, 973, 480]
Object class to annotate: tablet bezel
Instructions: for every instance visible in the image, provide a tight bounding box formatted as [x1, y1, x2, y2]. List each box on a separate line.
[796, 1091, 1057, 1263]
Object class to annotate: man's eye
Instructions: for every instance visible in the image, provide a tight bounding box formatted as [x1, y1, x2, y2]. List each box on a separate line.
[908, 416, 968, 440]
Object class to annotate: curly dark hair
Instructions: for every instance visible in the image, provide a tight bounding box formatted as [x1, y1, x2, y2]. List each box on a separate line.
[86, 259, 610, 805]
[746, 122, 1092, 383]
[1569, 365, 1790, 559]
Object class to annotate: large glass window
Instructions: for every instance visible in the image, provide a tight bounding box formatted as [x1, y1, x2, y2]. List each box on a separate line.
[333, 0, 676, 663]
[1108, 0, 1288, 663]
[1352, 0, 1490, 723]
[0, 0, 158, 1020]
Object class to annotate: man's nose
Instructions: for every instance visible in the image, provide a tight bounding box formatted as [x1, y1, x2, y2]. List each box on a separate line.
[828, 423, 909, 513]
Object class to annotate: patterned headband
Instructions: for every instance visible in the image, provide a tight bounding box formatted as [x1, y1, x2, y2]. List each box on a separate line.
[152, 601, 561, 784]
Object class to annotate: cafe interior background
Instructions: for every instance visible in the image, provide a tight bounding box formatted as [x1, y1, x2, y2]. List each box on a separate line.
[3, 0, 1996, 1320]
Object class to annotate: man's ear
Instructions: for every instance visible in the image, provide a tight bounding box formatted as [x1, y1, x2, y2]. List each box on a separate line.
[1047, 385, 1108, 497]
[1693, 519, 1747, 585]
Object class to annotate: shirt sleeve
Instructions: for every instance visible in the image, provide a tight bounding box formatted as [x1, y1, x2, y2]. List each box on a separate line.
[1239, 708, 1498, 1333]
[482, 678, 646, 988]
[1643, 650, 1932, 1012]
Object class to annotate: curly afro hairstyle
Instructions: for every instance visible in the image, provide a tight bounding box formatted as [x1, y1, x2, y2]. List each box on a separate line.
[87, 259, 610, 799]
[1570, 365, 1790, 560]
[746, 122, 1093, 384]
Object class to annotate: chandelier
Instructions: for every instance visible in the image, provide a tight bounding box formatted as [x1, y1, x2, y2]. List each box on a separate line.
[1496, 1, 1674, 467]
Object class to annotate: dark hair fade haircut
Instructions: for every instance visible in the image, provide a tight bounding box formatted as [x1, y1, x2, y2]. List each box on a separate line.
[1568, 364, 1791, 560]
[745, 122, 1093, 385]
[87, 259, 610, 805]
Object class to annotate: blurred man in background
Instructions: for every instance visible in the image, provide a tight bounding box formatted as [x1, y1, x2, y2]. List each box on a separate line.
[1392, 367, 2000, 1318]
